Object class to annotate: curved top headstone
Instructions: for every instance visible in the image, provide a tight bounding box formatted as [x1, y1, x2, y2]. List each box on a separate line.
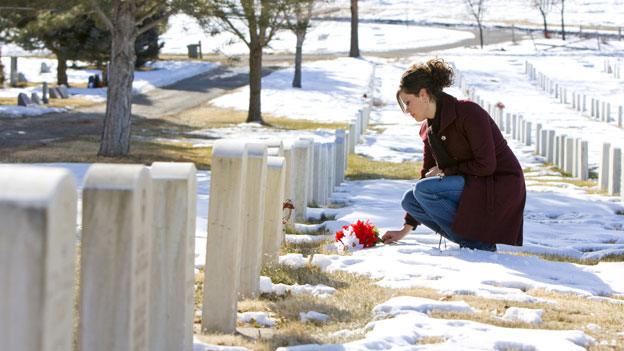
[267, 156, 284, 169]
[0, 165, 75, 206]
[83, 164, 149, 190]
[150, 162, 196, 180]
[212, 139, 247, 158]
[246, 142, 267, 158]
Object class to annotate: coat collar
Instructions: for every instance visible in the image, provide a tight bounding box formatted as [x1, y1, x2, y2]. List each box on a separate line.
[437, 92, 458, 133]
[419, 92, 458, 139]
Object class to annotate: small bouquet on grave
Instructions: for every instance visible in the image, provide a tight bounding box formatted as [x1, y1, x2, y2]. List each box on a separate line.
[335, 219, 382, 254]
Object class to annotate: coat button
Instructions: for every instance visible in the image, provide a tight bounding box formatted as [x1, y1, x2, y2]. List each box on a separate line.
[441, 135, 447, 141]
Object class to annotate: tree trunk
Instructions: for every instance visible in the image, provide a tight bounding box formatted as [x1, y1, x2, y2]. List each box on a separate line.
[478, 22, 484, 48]
[349, 0, 359, 57]
[98, 7, 137, 156]
[560, 0, 566, 40]
[247, 44, 263, 123]
[540, 9, 549, 38]
[292, 31, 305, 88]
[56, 53, 68, 86]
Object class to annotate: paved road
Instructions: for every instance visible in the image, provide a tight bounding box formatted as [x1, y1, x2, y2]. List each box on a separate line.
[0, 26, 515, 150]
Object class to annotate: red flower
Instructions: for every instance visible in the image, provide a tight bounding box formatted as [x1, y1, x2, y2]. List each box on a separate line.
[335, 219, 381, 249]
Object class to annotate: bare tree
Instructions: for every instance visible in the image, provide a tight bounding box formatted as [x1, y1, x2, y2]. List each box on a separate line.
[465, 0, 486, 48]
[532, 0, 553, 38]
[560, 0, 566, 40]
[349, 0, 359, 57]
[187, 1, 289, 124]
[88, 0, 178, 156]
[284, 0, 317, 88]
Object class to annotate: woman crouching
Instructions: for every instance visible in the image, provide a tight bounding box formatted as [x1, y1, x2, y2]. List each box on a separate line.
[381, 59, 526, 251]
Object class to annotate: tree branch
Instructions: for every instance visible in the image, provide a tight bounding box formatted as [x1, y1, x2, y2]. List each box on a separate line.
[136, 8, 175, 36]
[88, 0, 114, 31]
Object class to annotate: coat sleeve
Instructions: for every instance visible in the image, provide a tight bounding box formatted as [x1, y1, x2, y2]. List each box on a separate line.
[420, 126, 436, 179]
[447, 102, 496, 176]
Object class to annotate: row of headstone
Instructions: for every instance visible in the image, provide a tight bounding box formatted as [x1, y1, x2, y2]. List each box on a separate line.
[15, 83, 69, 108]
[0, 162, 198, 351]
[203, 132, 350, 332]
[603, 59, 622, 79]
[456, 71, 590, 182]
[525, 61, 623, 129]
[599, 143, 624, 196]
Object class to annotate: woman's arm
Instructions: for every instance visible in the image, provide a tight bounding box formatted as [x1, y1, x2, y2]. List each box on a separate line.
[381, 224, 414, 243]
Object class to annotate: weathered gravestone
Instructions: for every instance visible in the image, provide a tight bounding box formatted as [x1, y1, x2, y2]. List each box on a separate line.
[17, 72, 27, 83]
[58, 84, 70, 99]
[17, 93, 31, 107]
[31, 92, 42, 105]
[42, 82, 49, 104]
[79, 164, 152, 351]
[49, 87, 61, 99]
[0, 165, 77, 351]
[40, 62, 51, 74]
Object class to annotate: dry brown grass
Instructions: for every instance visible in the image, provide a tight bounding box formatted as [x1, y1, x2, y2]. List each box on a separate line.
[347, 154, 421, 180]
[0, 137, 213, 170]
[194, 235, 624, 350]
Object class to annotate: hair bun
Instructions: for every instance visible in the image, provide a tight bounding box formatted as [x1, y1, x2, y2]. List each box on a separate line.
[427, 59, 454, 93]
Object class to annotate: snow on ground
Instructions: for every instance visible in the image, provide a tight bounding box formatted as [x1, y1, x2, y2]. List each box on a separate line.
[0, 57, 218, 117]
[161, 14, 474, 56]
[300, 311, 330, 323]
[237, 312, 277, 327]
[210, 57, 374, 122]
[277, 310, 595, 351]
[327, 0, 624, 29]
[502, 307, 544, 324]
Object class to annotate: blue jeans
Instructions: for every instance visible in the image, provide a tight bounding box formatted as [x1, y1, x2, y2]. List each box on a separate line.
[401, 175, 496, 251]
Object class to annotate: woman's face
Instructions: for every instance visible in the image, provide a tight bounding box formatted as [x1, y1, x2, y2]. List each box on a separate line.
[399, 89, 430, 123]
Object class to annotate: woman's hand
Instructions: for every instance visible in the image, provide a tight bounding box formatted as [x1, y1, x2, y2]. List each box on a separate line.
[381, 224, 413, 244]
[425, 166, 444, 178]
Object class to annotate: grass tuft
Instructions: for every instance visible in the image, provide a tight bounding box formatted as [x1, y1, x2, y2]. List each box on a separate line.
[346, 154, 421, 180]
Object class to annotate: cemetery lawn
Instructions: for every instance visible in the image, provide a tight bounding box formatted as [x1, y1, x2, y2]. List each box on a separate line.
[193, 253, 624, 351]
[0, 136, 213, 170]
[346, 154, 422, 180]
[0, 96, 100, 109]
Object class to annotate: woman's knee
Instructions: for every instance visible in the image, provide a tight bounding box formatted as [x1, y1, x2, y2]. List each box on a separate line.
[401, 189, 416, 210]
[413, 177, 437, 199]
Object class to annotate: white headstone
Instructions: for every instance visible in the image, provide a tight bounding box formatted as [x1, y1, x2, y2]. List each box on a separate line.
[148, 162, 196, 351]
[608, 148, 622, 196]
[202, 140, 247, 333]
[293, 140, 310, 222]
[239, 142, 267, 299]
[600, 143, 611, 191]
[80, 164, 152, 351]
[262, 156, 286, 266]
[0, 165, 76, 351]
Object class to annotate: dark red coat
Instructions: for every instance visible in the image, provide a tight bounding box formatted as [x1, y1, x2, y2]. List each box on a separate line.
[409, 92, 525, 246]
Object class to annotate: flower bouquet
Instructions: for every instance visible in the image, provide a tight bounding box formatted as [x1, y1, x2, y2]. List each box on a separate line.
[335, 219, 382, 254]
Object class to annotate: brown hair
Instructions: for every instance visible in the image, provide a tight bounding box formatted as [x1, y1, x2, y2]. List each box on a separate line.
[396, 58, 454, 112]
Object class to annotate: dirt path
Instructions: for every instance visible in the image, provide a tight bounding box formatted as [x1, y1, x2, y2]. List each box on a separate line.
[0, 26, 515, 151]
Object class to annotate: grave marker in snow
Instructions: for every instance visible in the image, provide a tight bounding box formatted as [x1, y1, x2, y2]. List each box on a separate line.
[600, 143, 611, 191]
[17, 93, 31, 107]
[293, 140, 310, 222]
[0, 166, 76, 351]
[31, 92, 42, 105]
[42, 82, 49, 104]
[608, 148, 622, 196]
